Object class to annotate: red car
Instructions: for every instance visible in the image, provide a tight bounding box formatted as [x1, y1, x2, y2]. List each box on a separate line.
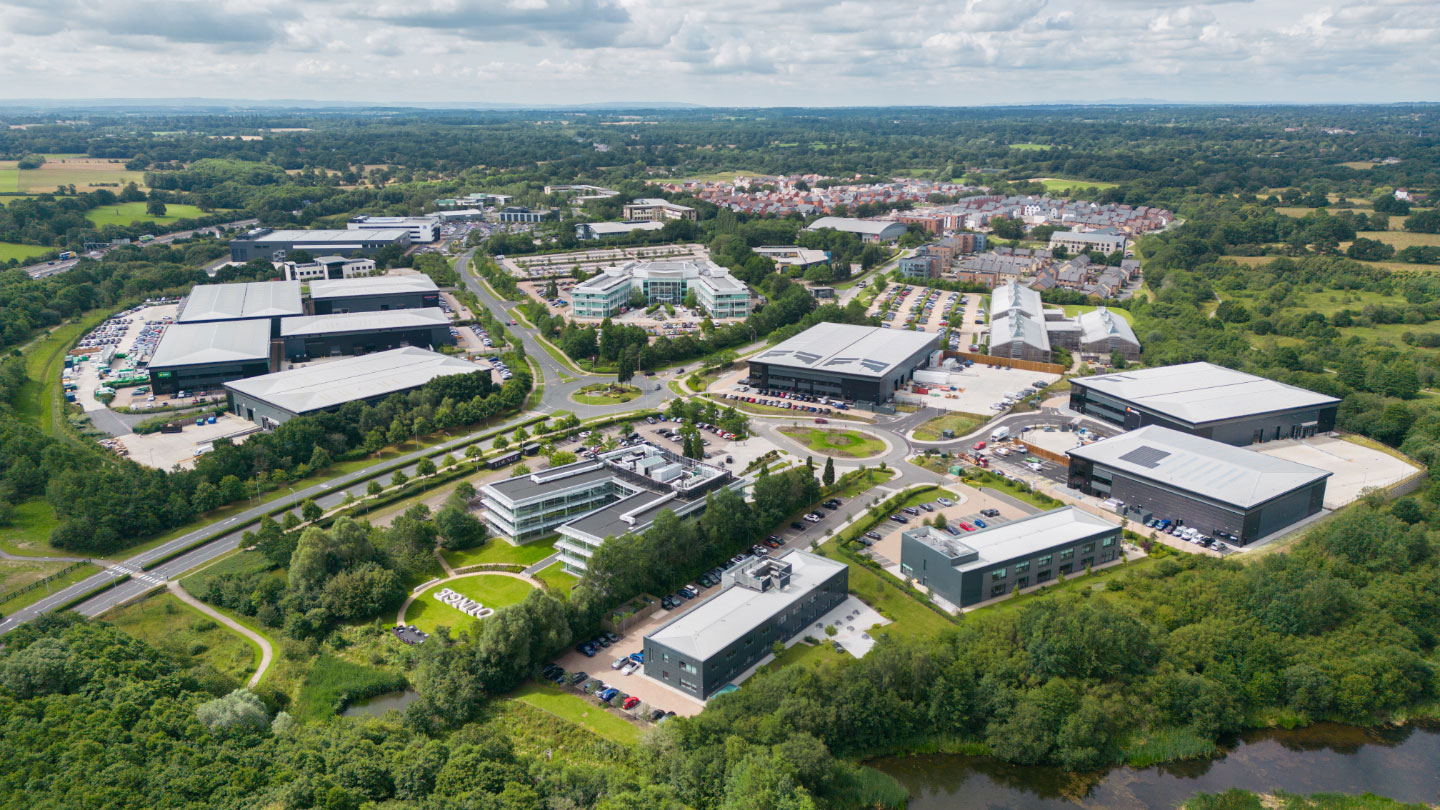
[622, 696, 640, 710]
[959, 523, 976, 532]
[814, 417, 828, 424]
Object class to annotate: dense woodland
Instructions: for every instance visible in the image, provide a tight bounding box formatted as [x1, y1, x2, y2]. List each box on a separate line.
[2, 106, 1440, 809]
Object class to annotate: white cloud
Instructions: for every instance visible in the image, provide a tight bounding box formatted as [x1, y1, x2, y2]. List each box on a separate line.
[0, 0, 1433, 103]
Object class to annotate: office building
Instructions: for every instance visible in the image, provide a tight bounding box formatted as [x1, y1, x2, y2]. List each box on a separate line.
[479, 443, 738, 553]
[900, 507, 1122, 607]
[643, 551, 848, 700]
[1049, 229, 1128, 256]
[496, 206, 556, 224]
[746, 322, 939, 403]
[229, 227, 410, 262]
[1067, 426, 1330, 544]
[280, 255, 375, 282]
[752, 246, 830, 269]
[347, 216, 440, 243]
[570, 259, 751, 320]
[308, 275, 440, 315]
[622, 198, 697, 222]
[146, 320, 274, 395]
[1068, 362, 1340, 445]
[279, 308, 453, 360]
[1076, 307, 1140, 361]
[574, 221, 665, 240]
[224, 347, 485, 428]
[804, 217, 909, 242]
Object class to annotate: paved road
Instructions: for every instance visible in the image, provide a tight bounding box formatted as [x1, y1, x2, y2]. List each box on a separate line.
[23, 218, 259, 279]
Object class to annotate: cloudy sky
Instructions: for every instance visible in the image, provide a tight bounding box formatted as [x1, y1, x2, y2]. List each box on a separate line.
[0, 0, 1435, 105]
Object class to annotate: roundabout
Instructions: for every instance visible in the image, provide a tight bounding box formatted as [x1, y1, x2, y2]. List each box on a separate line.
[400, 573, 536, 633]
[778, 426, 888, 458]
[570, 382, 642, 406]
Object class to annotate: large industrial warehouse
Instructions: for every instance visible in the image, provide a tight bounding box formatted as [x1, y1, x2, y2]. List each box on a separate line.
[146, 320, 274, 394]
[175, 280, 303, 327]
[279, 308, 452, 360]
[228, 227, 411, 262]
[1068, 362, 1340, 445]
[1067, 425, 1331, 545]
[224, 347, 484, 427]
[308, 275, 440, 314]
[746, 323, 940, 404]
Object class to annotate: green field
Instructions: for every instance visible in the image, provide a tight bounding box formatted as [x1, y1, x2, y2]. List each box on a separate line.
[441, 536, 558, 570]
[511, 682, 641, 745]
[535, 561, 579, 593]
[0, 158, 146, 193]
[84, 202, 209, 228]
[0, 242, 51, 263]
[404, 574, 535, 633]
[819, 537, 955, 640]
[0, 561, 99, 616]
[912, 412, 987, 442]
[292, 653, 407, 722]
[1009, 143, 1054, 151]
[1061, 304, 1135, 323]
[103, 591, 260, 683]
[1029, 177, 1118, 194]
[778, 427, 887, 458]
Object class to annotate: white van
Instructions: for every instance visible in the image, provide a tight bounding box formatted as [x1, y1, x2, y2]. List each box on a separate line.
[990, 426, 1011, 442]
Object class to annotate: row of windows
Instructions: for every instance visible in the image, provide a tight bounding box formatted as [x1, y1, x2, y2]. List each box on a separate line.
[987, 538, 1121, 584]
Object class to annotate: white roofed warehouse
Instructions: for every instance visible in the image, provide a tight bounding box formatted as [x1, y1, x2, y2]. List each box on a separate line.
[146, 319, 275, 395]
[1069, 362, 1340, 445]
[643, 551, 847, 700]
[804, 216, 908, 242]
[1067, 425, 1330, 545]
[308, 275, 441, 315]
[224, 347, 486, 428]
[746, 322, 940, 405]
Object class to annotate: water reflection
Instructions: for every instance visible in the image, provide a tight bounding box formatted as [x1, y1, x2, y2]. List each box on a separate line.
[875, 724, 1440, 809]
[339, 689, 419, 718]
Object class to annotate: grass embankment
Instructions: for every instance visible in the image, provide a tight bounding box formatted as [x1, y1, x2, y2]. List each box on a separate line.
[83, 202, 211, 228]
[757, 638, 847, 676]
[830, 467, 898, 499]
[442, 536, 558, 570]
[13, 308, 111, 436]
[103, 590, 261, 683]
[0, 242, 51, 262]
[963, 469, 1064, 511]
[779, 427, 887, 458]
[572, 383, 640, 405]
[511, 681, 641, 745]
[535, 562, 579, 593]
[0, 561, 100, 616]
[403, 574, 535, 633]
[292, 653, 409, 723]
[912, 412, 987, 442]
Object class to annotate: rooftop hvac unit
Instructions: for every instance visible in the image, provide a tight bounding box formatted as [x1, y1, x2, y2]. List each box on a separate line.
[652, 463, 682, 483]
[636, 454, 664, 473]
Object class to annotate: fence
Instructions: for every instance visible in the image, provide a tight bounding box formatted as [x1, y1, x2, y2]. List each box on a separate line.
[944, 350, 1066, 375]
[0, 560, 92, 606]
[1017, 440, 1069, 465]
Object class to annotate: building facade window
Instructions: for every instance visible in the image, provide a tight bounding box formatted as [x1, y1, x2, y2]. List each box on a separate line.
[1102, 536, 1115, 547]
[1037, 554, 1052, 567]
[1082, 542, 1096, 554]
[990, 584, 1006, 597]
[1014, 561, 1030, 574]
[990, 568, 1006, 581]
[1059, 549, 1074, 561]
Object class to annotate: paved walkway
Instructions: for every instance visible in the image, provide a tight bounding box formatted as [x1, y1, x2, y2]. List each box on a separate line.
[167, 581, 273, 689]
[522, 552, 561, 576]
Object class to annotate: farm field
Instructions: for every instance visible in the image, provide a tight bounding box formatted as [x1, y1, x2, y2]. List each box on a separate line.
[1009, 143, 1054, 151]
[0, 157, 146, 193]
[1028, 177, 1118, 193]
[0, 242, 51, 262]
[1226, 254, 1440, 274]
[84, 201, 210, 228]
[1354, 230, 1440, 249]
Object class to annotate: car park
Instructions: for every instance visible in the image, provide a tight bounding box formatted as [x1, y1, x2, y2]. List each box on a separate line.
[791, 521, 807, 531]
[889, 514, 909, 524]
[570, 671, 588, 685]
[623, 696, 641, 710]
[974, 518, 988, 528]
[936, 497, 954, 507]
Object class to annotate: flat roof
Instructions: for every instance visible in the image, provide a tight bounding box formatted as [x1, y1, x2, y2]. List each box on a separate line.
[224, 347, 484, 415]
[563, 490, 677, 540]
[907, 508, 1118, 572]
[646, 550, 846, 661]
[177, 281, 304, 322]
[1073, 362, 1341, 425]
[584, 221, 665, 235]
[248, 229, 410, 244]
[751, 322, 939, 379]
[148, 320, 272, 368]
[280, 307, 449, 338]
[485, 464, 615, 502]
[1069, 425, 1331, 509]
[309, 275, 439, 300]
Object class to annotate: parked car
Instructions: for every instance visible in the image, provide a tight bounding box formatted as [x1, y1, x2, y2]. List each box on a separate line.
[864, 531, 882, 541]
[889, 514, 909, 524]
[650, 709, 667, 722]
[936, 497, 954, 507]
[570, 671, 588, 685]
[622, 662, 640, 676]
[920, 503, 935, 513]
[791, 521, 807, 531]
[622, 696, 641, 710]
[611, 657, 628, 670]
[598, 689, 619, 703]
[903, 507, 920, 516]
[958, 523, 976, 532]
[974, 519, 988, 528]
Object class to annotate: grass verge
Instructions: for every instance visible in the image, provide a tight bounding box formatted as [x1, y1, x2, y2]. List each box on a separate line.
[102, 590, 260, 683]
[778, 427, 887, 458]
[912, 412, 987, 442]
[511, 681, 641, 745]
[0, 561, 100, 616]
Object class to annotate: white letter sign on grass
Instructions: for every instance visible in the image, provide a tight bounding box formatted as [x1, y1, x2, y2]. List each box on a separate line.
[434, 587, 495, 619]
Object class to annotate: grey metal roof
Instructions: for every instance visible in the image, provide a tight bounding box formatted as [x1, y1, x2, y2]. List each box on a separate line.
[646, 550, 846, 661]
[805, 217, 907, 238]
[177, 281, 304, 322]
[583, 221, 665, 235]
[1073, 362, 1340, 425]
[1068, 425, 1330, 508]
[907, 507, 1119, 572]
[223, 347, 484, 415]
[1076, 307, 1139, 346]
[250, 229, 410, 244]
[989, 312, 1051, 352]
[752, 323, 939, 379]
[484, 464, 615, 503]
[280, 307, 449, 338]
[989, 282, 1044, 319]
[308, 275, 438, 300]
[149, 320, 272, 368]
[562, 490, 677, 540]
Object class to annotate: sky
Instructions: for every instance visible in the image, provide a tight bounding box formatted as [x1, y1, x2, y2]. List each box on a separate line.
[0, 0, 1436, 106]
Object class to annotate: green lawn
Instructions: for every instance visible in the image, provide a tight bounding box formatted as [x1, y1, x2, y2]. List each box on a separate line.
[977, 556, 1158, 617]
[778, 427, 887, 458]
[830, 467, 898, 499]
[1029, 177, 1118, 194]
[292, 653, 407, 723]
[1061, 304, 1135, 324]
[84, 202, 210, 228]
[103, 591, 260, 683]
[1009, 143, 1054, 151]
[962, 470, 1064, 511]
[757, 640, 846, 676]
[0, 498, 61, 557]
[511, 681, 641, 745]
[442, 536, 558, 569]
[403, 574, 535, 633]
[818, 539, 955, 640]
[0, 242, 51, 263]
[571, 383, 640, 405]
[0, 561, 99, 616]
[912, 412, 987, 442]
[535, 561, 579, 594]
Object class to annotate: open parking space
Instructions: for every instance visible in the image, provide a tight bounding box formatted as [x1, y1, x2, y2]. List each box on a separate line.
[549, 599, 709, 718]
[67, 301, 180, 413]
[900, 363, 1060, 414]
[1254, 435, 1420, 509]
[115, 413, 259, 469]
[862, 488, 1030, 578]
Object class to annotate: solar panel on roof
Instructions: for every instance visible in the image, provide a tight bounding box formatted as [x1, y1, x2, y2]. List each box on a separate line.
[1118, 446, 1170, 468]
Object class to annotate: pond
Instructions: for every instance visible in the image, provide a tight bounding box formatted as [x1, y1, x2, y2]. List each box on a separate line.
[873, 724, 1440, 809]
[339, 689, 420, 718]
